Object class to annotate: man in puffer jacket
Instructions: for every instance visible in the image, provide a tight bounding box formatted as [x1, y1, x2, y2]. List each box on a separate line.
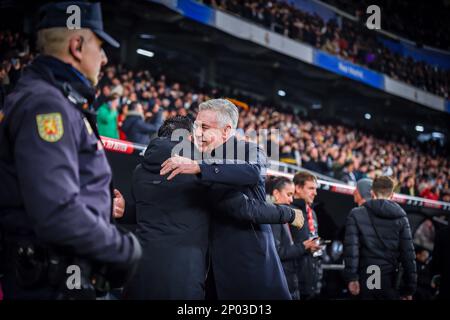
[344, 176, 417, 300]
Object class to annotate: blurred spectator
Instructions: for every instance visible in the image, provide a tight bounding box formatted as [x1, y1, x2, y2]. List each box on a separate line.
[353, 178, 373, 206]
[118, 103, 129, 140]
[0, 64, 7, 108]
[97, 94, 120, 139]
[340, 160, 358, 185]
[320, 0, 450, 51]
[204, 0, 450, 98]
[121, 101, 163, 145]
[413, 247, 434, 300]
[302, 147, 328, 174]
[400, 176, 419, 197]
[420, 186, 440, 201]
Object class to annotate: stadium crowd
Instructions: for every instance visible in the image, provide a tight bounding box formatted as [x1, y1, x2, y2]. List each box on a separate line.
[320, 0, 450, 51]
[92, 64, 450, 202]
[2, 1, 450, 303]
[202, 0, 450, 99]
[1, 29, 449, 202]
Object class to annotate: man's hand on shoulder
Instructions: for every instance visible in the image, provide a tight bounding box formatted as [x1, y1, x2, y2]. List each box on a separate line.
[291, 209, 304, 228]
[160, 155, 200, 180]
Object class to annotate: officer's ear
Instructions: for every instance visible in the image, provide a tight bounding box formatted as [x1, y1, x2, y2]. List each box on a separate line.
[68, 35, 84, 62]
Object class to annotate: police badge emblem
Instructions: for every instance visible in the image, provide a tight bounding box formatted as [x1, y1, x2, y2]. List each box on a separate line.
[36, 113, 64, 142]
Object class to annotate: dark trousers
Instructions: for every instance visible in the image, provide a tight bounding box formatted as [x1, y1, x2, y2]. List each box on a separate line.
[359, 272, 400, 300]
[1, 271, 58, 300]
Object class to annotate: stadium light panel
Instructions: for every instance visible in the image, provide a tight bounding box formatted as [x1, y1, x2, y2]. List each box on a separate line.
[432, 132, 444, 139]
[140, 34, 155, 39]
[136, 48, 154, 58]
[277, 90, 286, 97]
[415, 125, 424, 132]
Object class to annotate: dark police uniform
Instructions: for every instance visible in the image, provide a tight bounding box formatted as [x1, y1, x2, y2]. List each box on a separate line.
[0, 2, 140, 299]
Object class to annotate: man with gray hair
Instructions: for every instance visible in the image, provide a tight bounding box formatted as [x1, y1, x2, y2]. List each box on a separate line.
[161, 98, 295, 299]
[192, 98, 239, 153]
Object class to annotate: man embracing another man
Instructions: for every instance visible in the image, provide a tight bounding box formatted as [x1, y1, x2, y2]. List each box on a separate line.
[125, 99, 304, 299]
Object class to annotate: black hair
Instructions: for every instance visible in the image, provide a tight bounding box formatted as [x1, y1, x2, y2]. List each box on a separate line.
[158, 115, 193, 138]
[266, 176, 293, 196]
[128, 101, 140, 111]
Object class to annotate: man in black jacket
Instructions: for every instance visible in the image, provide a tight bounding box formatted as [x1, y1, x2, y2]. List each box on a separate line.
[290, 171, 323, 300]
[344, 176, 417, 300]
[123, 116, 303, 299]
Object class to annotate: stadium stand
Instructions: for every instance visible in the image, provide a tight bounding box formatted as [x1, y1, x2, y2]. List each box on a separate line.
[1, 30, 449, 201]
[319, 0, 450, 51]
[201, 0, 450, 99]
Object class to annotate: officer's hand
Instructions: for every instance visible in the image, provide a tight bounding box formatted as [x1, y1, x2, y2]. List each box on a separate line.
[160, 155, 200, 180]
[291, 209, 304, 228]
[348, 281, 360, 296]
[113, 189, 125, 218]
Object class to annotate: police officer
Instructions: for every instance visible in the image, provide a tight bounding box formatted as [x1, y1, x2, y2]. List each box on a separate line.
[0, 2, 141, 299]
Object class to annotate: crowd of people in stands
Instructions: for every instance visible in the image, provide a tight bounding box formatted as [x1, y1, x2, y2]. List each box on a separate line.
[92, 64, 450, 202]
[320, 0, 450, 51]
[202, 0, 450, 99]
[1, 29, 449, 201]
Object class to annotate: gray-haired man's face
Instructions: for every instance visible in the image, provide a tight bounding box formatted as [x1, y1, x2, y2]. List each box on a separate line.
[193, 110, 230, 153]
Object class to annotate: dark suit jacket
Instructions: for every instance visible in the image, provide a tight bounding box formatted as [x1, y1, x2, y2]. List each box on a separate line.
[200, 137, 292, 300]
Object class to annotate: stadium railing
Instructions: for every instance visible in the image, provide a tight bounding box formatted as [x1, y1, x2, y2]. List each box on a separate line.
[101, 136, 450, 213]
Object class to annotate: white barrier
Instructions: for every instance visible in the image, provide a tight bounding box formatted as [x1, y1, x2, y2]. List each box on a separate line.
[102, 136, 450, 212]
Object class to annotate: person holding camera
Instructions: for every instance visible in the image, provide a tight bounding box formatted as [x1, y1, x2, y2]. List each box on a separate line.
[290, 171, 323, 300]
[0, 2, 141, 299]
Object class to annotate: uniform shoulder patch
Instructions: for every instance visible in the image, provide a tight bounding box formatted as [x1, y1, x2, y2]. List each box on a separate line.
[36, 113, 64, 142]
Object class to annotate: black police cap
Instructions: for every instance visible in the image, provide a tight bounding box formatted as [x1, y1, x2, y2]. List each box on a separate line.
[37, 1, 120, 48]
